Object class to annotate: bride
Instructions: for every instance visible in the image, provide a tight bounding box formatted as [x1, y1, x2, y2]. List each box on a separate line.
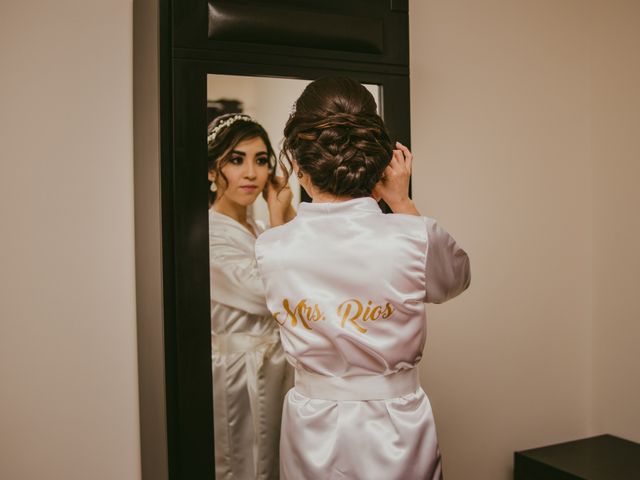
[207, 113, 294, 479]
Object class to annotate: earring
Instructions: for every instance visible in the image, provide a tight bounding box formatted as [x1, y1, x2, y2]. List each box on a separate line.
[210, 182, 217, 193]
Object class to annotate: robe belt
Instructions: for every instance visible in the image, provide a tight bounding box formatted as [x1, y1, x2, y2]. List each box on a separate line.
[211, 331, 280, 355]
[294, 367, 420, 401]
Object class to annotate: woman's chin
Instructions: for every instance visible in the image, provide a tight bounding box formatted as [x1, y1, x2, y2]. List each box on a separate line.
[231, 194, 261, 206]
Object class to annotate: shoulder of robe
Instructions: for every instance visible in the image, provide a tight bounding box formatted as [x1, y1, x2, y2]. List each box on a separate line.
[255, 220, 291, 246]
[387, 212, 428, 225]
[209, 230, 255, 257]
[209, 229, 234, 246]
[375, 212, 429, 236]
[254, 222, 295, 268]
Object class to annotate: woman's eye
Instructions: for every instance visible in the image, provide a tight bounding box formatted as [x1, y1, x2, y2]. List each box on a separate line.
[256, 157, 269, 166]
[229, 156, 243, 165]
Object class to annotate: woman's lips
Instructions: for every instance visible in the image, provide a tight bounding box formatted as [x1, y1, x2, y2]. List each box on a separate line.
[239, 185, 258, 192]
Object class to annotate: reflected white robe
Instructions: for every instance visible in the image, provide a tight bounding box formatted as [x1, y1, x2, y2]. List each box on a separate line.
[209, 209, 293, 480]
[254, 197, 470, 480]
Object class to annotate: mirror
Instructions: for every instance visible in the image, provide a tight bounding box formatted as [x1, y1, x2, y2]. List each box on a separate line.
[206, 74, 381, 478]
[207, 74, 381, 223]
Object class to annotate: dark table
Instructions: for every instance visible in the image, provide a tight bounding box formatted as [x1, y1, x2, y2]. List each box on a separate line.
[514, 434, 640, 479]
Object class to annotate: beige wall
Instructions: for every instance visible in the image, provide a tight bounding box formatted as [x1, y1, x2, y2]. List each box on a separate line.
[2, 1, 638, 479]
[0, 2, 141, 480]
[591, 0, 640, 442]
[410, 1, 639, 479]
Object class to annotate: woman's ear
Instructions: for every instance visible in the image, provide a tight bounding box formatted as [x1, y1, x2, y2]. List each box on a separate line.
[208, 170, 216, 183]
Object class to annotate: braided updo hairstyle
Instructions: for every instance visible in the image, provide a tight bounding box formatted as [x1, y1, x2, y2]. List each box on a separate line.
[281, 76, 394, 198]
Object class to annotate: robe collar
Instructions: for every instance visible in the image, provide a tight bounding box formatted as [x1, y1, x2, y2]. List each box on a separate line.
[209, 208, 261, 238]
[297, 196, 382, 216]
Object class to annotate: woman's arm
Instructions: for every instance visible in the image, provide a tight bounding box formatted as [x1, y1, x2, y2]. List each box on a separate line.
[423, 218, 471, 304]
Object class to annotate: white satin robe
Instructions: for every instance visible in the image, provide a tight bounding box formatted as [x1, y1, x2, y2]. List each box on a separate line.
[254, 197, 470, 480]
[209, 209, 293, 480]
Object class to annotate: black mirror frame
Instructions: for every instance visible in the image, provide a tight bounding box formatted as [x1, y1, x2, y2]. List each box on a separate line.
[137, 1, 412, 479]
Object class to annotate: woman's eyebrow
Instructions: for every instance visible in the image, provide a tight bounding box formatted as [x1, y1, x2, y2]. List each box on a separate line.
[231, 150, 268, 156]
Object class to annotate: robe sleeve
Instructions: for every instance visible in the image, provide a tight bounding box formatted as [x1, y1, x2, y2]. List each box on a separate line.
[209, 232, 271, 316]
[423, 217, 471, 304]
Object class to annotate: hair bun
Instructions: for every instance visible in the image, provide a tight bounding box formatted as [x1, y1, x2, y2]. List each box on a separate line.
[282, 76, 394, 198]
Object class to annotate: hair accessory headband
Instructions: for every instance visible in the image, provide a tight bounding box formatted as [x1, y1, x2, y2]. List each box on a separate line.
[207, 114, 256, 144]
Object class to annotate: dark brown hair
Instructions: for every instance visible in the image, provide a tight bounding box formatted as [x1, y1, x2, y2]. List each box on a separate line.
[281, 76, 393, 198]
[207, 114, 279, 205]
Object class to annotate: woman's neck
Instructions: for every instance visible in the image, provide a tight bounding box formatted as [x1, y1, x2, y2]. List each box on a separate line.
[212, 198, 248, 225]
[310, 191, 359, 203]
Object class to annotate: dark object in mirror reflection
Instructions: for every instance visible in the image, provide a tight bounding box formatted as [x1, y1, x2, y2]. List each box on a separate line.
[207, 98, 243, 124]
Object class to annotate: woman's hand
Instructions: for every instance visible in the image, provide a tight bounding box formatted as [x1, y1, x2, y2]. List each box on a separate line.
[373, 142, 420, 215]
[264, 175, 295, 226]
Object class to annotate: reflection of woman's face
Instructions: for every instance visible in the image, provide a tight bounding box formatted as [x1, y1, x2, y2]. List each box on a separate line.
[212, 136, 270, 208]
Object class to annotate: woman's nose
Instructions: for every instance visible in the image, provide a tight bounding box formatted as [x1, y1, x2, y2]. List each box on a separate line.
[244, 161, 257, 179]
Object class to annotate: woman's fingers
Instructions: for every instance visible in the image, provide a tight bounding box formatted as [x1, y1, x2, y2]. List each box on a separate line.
[385, 143, 413, 185]
[394, 149, 405, 165]
[388, 149, 403, 172]
[400, 144, 412, 166]
[395, 141, 409, 153]
[395, 142, 412, 164]
[382, 163, 395, 181]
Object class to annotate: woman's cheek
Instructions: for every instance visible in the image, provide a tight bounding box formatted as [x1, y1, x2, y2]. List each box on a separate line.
[258, 168, 270, 188]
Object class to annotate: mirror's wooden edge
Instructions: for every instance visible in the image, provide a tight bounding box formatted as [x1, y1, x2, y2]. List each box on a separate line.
[189, 59, 408, 84]
[207, 2, 383, 55]
[173, 0, 409, 67]
[133, 0, 171, 478]
[173, 47, 409, 76]
[171, 61, 216, 479]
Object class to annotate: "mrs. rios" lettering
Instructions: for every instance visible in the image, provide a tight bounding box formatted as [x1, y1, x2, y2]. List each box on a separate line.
[273, 298, 394, 334]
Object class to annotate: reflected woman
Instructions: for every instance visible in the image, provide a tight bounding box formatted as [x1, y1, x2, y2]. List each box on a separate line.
[207, 113, 294, 480]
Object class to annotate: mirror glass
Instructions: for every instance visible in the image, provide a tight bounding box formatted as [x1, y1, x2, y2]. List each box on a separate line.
[207, 73, 380, 478]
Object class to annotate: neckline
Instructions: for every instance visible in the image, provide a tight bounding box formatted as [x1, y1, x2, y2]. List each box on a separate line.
[209, 209, 259, 238]
[297, 196, 382, 216]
